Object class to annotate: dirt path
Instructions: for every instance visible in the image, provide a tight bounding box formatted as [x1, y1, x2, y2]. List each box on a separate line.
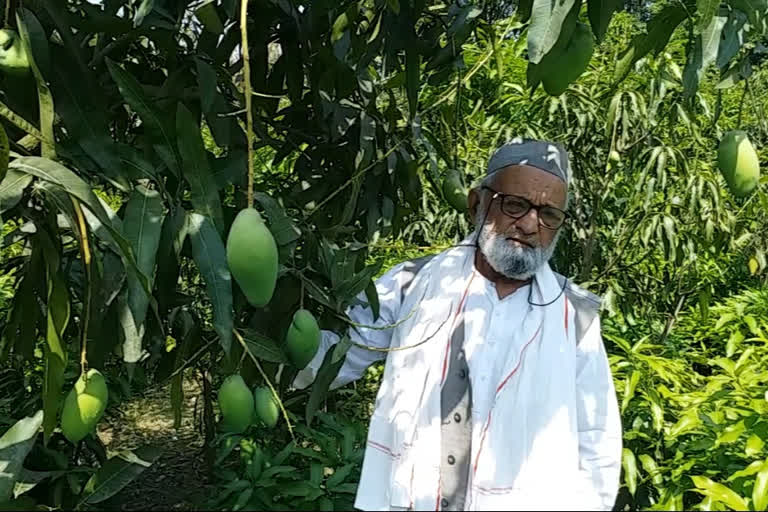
[95, 377, 213, 511]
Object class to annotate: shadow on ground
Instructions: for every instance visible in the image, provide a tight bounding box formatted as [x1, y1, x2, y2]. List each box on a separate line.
[95, 377, 214, 511]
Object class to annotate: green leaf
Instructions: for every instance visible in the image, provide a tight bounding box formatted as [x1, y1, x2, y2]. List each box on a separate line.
[621, 370, 640, 413]
[326, 463, 355, 489]
[51, 51, 128, 191]
[195, 57, 218, 115]
[0, 411, 43, 501]
[753, 463, 768, 511]
[233, 488, 252, 511]
[0, 170, 32, 213]
[717, 10, 747, 69]
[587, 0, 621, 42]
[279, 480, 320, 497]
[8, 157, 151, 297]
[717, 59, 751, 89]
[37, 229, 69, 445]
[668, 408, 701, 438]
[133, 0, 155, 27]
[717, 420, 745, 445]
[364, 280, 381, 323]
[306, 335, 351, 426]
[176, 104, 224, 235]
[638, 454, 663, 485]
[105, 58, 179, 175]
[0, 254, 42, 361]
[155, 206, 189, 313]
[310, 462, 323, 485]
[614, 5, 687, 83]
[696, 0, 719, 31]
[13, 469, 63, 498]
[729, 0, 768, 31]
[746, 434, 765, 457]
[622, 448, 637, 496]
[0, 123, 7, 183]
[79, 447, 160, 505]
[331, 12, 350, 44]
[187, 213, 233, 355]
[682, 13, 726, 98]
[727, 460, 764, 482]
[117, 289, 142, 365]
[253, 192, 301, 247]
[241, 330, 289, 364]
[16, 9, 55, 159]
[259, 465, 296, 479]
[690, 475, 749, 511]
[123, 185, 165, 331]
[405, 48, 420, 121]
[527, 0, 577, 63]
[329, 482, 358, 494]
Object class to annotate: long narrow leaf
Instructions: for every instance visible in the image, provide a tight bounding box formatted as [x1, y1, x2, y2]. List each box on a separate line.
[8, 157, 151, 296]
[0, 411, 43, 501]
[176, 104, 224, 235]
[123, 185, 164, 330]
[79, 447, 160, 505]
[105, 58, 179, 174]
[16, 10, 55, 159]
[37, 230, 69, 444]
[187, 213, 233, 355]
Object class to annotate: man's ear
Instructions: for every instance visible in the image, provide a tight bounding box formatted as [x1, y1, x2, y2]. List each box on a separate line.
[468, 188, 481, 225]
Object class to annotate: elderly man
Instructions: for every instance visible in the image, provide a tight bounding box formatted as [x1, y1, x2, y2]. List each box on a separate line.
[294, 139, 622, 511]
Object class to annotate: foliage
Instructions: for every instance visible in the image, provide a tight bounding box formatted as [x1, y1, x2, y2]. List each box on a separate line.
[205, 411, 366, 511]
[610, 287, 768, 510]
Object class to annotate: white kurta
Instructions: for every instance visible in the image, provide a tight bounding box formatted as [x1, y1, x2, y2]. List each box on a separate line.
[294, 242, 622, 511]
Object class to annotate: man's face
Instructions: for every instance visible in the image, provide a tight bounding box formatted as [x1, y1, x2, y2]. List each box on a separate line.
[467, 164, 568, 279]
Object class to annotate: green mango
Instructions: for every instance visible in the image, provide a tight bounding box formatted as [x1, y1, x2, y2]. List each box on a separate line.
[218, 374, 254, 434]
[0, 29, 30, 76]
[541, 23, 594, 97]
[441, 169, 468, 213]
[718, 130, 760, 197]
[61, 369, 108, 444]
[226, 208, 279, 308]
[285, 309, 321, 369]
[253, 386, 279, 428]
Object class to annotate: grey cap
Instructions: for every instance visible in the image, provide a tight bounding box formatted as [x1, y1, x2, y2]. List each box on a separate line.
[486, 138, 571, 186]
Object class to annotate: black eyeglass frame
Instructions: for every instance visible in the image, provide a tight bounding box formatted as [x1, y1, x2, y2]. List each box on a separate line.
[481, 185, 568, 230]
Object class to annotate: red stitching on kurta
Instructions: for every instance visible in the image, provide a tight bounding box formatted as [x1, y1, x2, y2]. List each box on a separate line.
[472, 410, 492, 475]
[472, 485, 518, 495]
[495, 323, 542, 394]
[441, 271, 476, 384]
[472, 322, 543, 478]
[366, 440, 400, 459]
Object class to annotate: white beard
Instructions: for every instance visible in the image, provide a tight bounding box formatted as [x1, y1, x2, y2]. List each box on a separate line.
[473, 211, 560, 280]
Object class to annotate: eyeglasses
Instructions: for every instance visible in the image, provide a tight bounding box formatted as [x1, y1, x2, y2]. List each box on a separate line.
[481, 186, 567, 230]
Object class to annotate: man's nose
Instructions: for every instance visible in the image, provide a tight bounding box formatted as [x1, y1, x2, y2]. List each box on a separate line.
[514, 208, 539, 235]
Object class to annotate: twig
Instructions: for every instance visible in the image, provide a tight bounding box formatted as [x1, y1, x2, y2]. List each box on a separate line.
[233, 329, 295, 441]
[349, 304, 453, 353]
[0, 101, 48, 143]
[71, 198, 92, 376]
[156, 338, 218, 388]
[305, 138, 407, 219]
[240, 0, 255, 209]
